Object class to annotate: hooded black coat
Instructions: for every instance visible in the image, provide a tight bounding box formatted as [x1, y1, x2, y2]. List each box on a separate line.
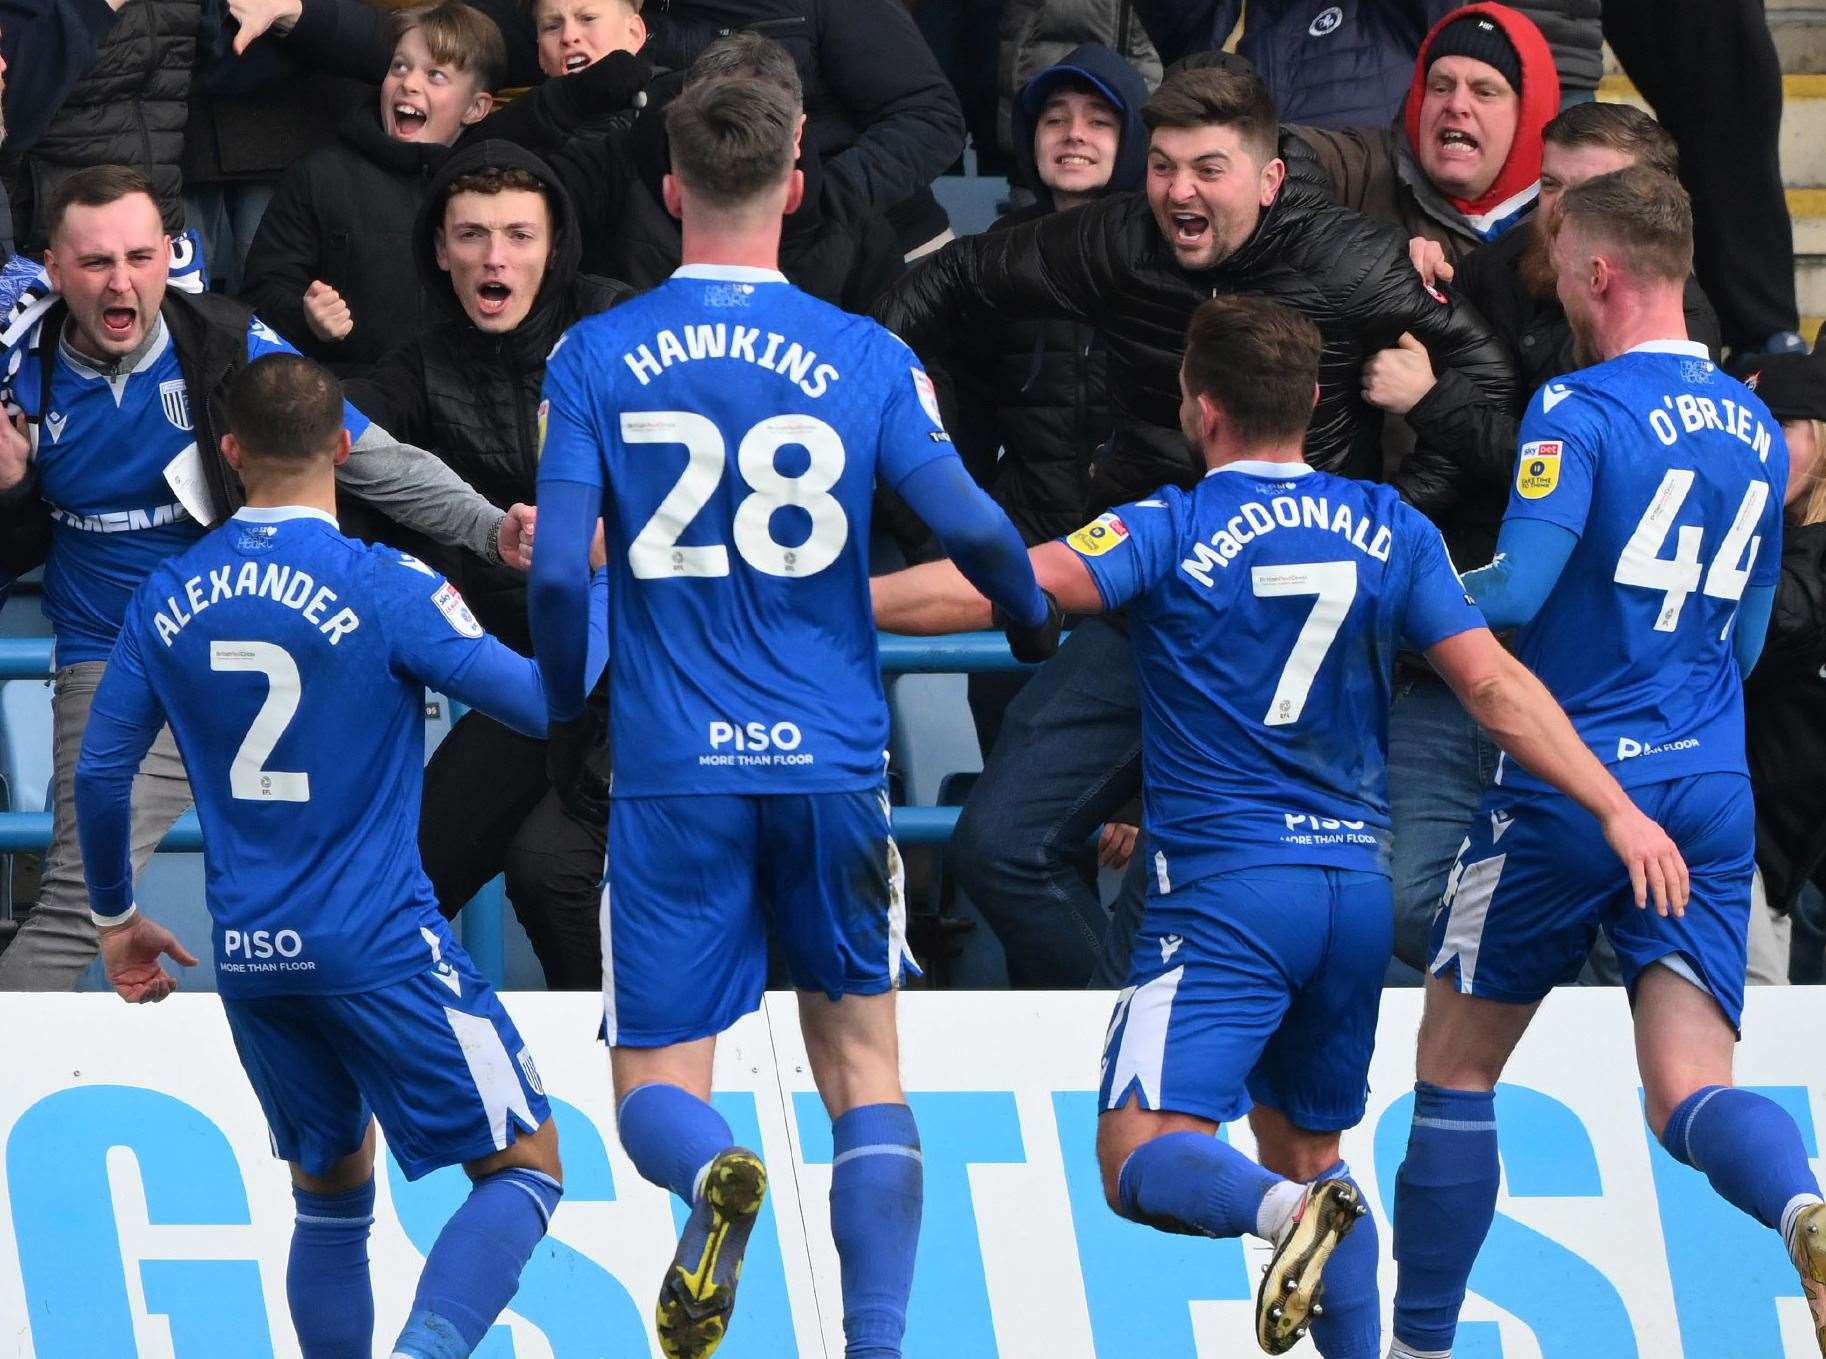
[343, 140, 632, 653]
[877, 134, 1515, 516]
[239, 108, 449, 373]
[948, 43, 1150, 544]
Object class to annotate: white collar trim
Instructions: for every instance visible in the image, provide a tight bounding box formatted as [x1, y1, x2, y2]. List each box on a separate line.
[672, 264, 789, 284]
[233, 505, 338, 528]
[1207, 459, 1314, 479]
[1627, 339, 1711, 360]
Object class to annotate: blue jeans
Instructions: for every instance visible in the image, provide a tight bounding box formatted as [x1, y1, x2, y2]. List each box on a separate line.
[950, 616, 1145, 988]
[1386, 669, 1501, 978]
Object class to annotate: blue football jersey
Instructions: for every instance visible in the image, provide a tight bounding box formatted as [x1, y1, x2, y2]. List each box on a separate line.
[6, 315, 366, 664]
[98, 508, 501, 996]
[1495, 341, 1786, 794]
[538, 264, 954, 796]
[1072, 462, 1483, 890]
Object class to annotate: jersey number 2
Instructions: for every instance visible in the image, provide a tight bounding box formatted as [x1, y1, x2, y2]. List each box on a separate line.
[623, 411, 848, 579]
[1614, 469, 1768, 632]
[209, 641, 310, 802]
[1252, 561, 1358, 726]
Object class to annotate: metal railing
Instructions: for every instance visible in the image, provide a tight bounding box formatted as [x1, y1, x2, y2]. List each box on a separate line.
[0, 632, 1035, 980]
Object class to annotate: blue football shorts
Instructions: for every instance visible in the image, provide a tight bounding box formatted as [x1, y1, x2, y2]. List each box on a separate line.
[602, 785, 915, 1048]
[1099, 865, 1393, 1132]
[1427, 771, 1754, 1030]
[222, 933, 549, 1180]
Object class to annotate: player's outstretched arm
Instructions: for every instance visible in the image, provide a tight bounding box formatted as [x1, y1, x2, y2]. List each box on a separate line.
[1461, 517, 1578, 632]
[1428, 627, 1691, 916]
[1733, 583, 1777, 678]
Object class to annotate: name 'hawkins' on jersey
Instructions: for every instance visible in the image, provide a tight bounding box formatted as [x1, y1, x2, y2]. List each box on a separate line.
[538, 264, 956, 797]
[1496, 342, 1787, 795]
[1067, 462, 1482, 892]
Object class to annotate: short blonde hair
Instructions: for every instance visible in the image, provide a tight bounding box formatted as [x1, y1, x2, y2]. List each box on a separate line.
[390, 1, 506, 90]
[1801, 420, 1826, 527]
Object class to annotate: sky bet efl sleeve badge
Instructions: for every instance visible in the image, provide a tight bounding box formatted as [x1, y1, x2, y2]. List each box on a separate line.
[1516, 441, 1562, 500]
[431, 581, 484, 638]
[1067, 512, 1130, 556]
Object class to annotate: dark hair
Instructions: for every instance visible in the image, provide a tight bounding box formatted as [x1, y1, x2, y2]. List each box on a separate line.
[665, 75, 798, 209]
[438, 163, 555, 226]
[1141, 65, 1278, 165]
[224, 354, 347, 463]
[1559, 165, 1693, 283]
[1543, 102, 1679, 179]
[688, 29, 802, 104]
[1182, 295, 1321, 445]
[44, 165, 160, 243]
[389, 1, 507, 92]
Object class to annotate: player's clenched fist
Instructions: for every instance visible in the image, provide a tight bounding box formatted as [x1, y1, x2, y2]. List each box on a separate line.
[303, 279, 353, 343]
[0, 410, 31, 492]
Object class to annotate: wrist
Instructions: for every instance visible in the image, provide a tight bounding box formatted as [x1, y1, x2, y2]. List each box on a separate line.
[91, 901, 139, 930]
[485, 511, 507, 566]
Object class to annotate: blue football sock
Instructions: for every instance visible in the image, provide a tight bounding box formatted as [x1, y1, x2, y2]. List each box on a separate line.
[1116, 1129, 1282, 1238]
[617, 1082, 735, 1204]
[830, 1103, 923, 1359]
[392, 1167, 562, 1359]
[287, 1180, 375, 1359]
[1661, 1085, 1824, 1232]
[1306, 1161, 1380, 1359]
[1391, 1083, 1500, 1356]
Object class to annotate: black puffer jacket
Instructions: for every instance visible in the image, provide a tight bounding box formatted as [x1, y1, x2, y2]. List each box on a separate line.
[3, 0, 199, 252]
[643, 0, 964, 252]
[1402, 219, 1721, 567]
[344, 140, 631, 653]
[878, 138, 1515, 514]
[1747, 522, 1826, 914]
[951, 43, 1150, 543]
[239, 109, 448, 374]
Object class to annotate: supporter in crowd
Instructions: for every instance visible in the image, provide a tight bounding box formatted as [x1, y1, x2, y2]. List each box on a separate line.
[478, 32, 902, 312]
[531, 0, 643, 84]
[2, 0, 195, 258]
[239, 2, 503, 375]
[225, 0, 541, 87]
[1298, 4, 1558, 264]
[342, 140, 626, 991]
[1361, 103, 1723, 975]
[1736, 333, 1826, 983]
[0, 0, 134, 257]
[878, 63, 1513, 988]
[993, 0, 1160, 176]
[642, 0, 965, 258]
[1604, 0, 1803, 355]
[0, 165, 533, 991]
[944, 46, 1148, 766]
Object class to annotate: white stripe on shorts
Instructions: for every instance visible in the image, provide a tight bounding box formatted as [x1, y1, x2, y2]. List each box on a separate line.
[599, 874, 618, 1046]
[442, 1005, 537, 1151]
[1430, 851, 1508, 993]
[1104, 965, 1183, 1110]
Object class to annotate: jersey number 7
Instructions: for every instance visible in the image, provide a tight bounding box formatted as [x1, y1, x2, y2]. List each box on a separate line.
[1614, 469, 1768, 632]
[623, 411, 849, 580]
[1252, 560, 1358, 727]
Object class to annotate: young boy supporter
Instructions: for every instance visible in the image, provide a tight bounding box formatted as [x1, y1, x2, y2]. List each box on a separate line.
[241, 2, 505, 375]
[531, 0, 644, 81]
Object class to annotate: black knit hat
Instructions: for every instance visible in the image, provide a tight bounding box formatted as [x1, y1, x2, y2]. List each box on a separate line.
[1427, 13, 1522, 95]
[1728, 332, 1826, 424]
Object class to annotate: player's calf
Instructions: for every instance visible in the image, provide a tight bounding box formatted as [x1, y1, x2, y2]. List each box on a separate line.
[391, 1120, 564, 1359]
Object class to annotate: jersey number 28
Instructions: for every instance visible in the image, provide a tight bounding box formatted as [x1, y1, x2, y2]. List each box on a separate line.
[624, 411, 848, 580]
[1614, 469, 1767, 632]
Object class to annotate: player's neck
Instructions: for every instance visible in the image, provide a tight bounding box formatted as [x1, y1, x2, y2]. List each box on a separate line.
[677, 219, 786, 274]
[242, 478, 337, 519]
[1204, 439, 1306, 472]
[1592, 291, 1691, 363]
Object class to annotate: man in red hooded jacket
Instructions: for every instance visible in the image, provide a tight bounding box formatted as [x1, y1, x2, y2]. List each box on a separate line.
[1294, 3, 1558, 264]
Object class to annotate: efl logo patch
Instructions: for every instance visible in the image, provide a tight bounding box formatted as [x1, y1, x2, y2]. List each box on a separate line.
[431, 581, 483, 638]
[1516, 441, 1562, 500]
[159, 380, 192, 431]
[1067, 512, 1130, 557]
[911, 367, 943, 426]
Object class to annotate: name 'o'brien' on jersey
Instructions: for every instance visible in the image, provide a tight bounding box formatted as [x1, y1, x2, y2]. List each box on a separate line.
[1496, 341, 1787, 795]
[1066, 462, 1484, 894]
[537, 264, 957, 798]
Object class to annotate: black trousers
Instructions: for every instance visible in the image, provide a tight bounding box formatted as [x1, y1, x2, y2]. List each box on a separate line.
[419, 708, 607, 991]
[1604, 0, 1798, 348]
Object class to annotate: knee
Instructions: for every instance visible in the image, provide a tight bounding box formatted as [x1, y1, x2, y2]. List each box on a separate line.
[1098, 1146, 1128, 1217]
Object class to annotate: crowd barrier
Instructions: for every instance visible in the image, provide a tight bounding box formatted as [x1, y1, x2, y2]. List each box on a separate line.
[0, 634, 1027, 981]
[3, 988, 1824, 1357]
